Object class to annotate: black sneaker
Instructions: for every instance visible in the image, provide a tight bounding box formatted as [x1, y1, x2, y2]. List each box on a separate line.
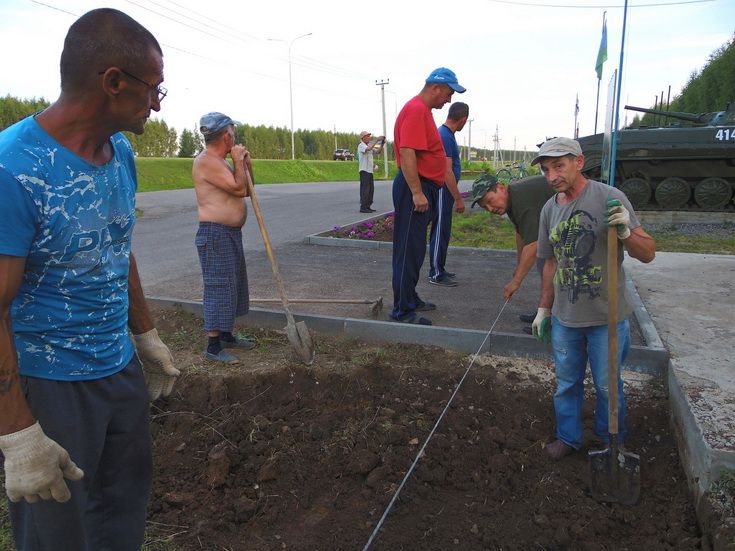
[360, 208, 371, 213]
[429, 276, 458, 287]
[415, 300, 436, 312]
[391, 314, 432, 325]
[444, 271, 456, 278]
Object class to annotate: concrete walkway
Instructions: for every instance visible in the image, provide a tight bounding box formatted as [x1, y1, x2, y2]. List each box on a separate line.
[625, 253, 735, 498]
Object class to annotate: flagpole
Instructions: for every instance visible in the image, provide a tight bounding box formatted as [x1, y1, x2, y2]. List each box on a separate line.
[574, 93, 579, 138]
[609, 2, 629, 191]
[594, 11, 607, 134]
[594, 79, 601, 134]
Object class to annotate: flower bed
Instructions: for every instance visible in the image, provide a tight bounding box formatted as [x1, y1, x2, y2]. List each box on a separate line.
[329, 191, 473, 242]
[329, 213, 394, 241]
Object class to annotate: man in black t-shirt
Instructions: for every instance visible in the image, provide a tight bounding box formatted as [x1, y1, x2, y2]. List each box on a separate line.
[471, 174, 555, 330]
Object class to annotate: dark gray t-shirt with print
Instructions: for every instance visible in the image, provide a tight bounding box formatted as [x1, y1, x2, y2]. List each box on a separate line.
[537, 179, 640, 327]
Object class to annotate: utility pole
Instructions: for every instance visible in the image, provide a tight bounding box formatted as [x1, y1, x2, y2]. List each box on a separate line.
[333, 124, 337, 150]
[492, 124, 503, 170]
[376, 78, 390, 178]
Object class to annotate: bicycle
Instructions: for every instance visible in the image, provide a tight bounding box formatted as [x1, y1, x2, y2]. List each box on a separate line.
[496, 163, 528, 184]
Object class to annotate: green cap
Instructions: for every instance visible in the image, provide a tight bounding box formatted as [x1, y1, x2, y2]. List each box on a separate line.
[470, 173, 499, 207]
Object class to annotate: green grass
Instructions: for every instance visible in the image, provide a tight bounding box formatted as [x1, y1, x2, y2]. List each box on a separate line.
[134, 157, 400, 192]
[449, 210, 517, 249]
[648, 228, 735, 255]
[446, 212, 735, 255]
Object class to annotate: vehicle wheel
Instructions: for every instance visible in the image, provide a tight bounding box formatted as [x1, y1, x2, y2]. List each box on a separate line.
[619, 177, 651, 209]
[693, 177, 732, 210]
[654, 177, 690, 209]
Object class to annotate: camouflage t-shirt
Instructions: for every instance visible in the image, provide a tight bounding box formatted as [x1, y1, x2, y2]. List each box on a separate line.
[537, 179, 640, 327]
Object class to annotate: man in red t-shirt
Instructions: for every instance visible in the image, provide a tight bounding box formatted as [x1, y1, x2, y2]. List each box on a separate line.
[390, 67, 466, 324]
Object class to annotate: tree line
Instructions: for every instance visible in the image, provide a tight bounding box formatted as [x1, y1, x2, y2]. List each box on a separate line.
[629, 33, 734, 127]
[0, 94, 380, 159]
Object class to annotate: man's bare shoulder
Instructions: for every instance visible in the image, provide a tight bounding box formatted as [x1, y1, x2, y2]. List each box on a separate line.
[193, 151, 231, 179]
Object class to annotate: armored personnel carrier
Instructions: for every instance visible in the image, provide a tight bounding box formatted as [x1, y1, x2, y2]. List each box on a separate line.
[576, 103, 735, 211]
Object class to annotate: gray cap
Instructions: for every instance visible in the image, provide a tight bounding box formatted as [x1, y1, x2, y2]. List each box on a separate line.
[530, 137, 583, 166]
[199, 112, 241, 137]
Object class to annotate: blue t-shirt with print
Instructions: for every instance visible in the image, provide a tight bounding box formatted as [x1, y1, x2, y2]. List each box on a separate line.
[439, 124, 461, 182]
[0, 115, 136, 380]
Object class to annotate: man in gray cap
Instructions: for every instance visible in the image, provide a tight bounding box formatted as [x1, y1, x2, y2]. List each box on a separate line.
[193, 112, 256, 362]
[531, 136, 656, 460]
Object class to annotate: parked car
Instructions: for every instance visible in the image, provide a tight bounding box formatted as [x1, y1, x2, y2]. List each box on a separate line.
[333, 148, 355, 161]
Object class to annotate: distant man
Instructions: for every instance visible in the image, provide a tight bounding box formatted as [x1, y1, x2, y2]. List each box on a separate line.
[390, 67, 466, 325]
[193, 112, 256, 363]
[428, 101, 469, 287]
[532, 137, 656, 460]
[470, 174, 555, 331]
[357, 130, 385, 213]
[0, 8, 178, 550]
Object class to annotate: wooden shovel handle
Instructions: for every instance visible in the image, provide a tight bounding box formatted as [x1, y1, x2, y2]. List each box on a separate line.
[607, 226, 619, 435]
[245, 173, 296, 326]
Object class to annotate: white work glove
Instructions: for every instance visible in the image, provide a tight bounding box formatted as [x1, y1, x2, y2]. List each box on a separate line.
[133, 328, 179, 400]
[0, 422, 84, 503]
[532, 308, 552, 344]
[605, 198, 631, 239]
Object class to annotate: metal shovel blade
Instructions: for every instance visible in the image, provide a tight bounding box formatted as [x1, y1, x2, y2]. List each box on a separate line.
[589, 435, 641, 506]
[285, 320, 314, 365]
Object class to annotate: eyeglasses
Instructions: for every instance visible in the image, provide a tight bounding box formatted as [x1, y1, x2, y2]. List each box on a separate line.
[97, 68, 167, 102]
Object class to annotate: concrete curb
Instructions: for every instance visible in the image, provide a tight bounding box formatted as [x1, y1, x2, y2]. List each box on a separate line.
[669, 359, 735, 511]
[146, 296, 667, 377]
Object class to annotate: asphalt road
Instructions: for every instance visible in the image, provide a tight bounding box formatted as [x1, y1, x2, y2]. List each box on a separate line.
[133, 177, 647, 342]
[133, 179, 398, 296]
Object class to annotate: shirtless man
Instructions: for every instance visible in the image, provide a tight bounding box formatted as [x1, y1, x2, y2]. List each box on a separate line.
[193, 112, 255, 362]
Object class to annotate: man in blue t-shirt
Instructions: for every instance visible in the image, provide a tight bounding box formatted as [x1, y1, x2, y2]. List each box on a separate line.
[428, 102, 469, 286]
[0, 9, 178, 550]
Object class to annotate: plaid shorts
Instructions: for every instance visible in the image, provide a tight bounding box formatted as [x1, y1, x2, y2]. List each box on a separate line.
[195, 222, 249, 332]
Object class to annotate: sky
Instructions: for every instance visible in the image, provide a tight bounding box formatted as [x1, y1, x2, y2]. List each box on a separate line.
[1, 0, 733, 155]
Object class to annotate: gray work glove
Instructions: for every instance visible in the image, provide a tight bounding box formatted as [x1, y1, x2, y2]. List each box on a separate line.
[133, 328, 179, 400]
[605, 198, 631, 239]
[532, 307, 552, 344]
[0, 422, 84, 503]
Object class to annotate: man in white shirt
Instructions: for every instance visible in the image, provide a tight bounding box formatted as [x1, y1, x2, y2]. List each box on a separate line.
[357, 130, 385, 213]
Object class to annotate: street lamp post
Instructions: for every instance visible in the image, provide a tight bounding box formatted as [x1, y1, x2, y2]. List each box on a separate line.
[268, 33, 312, 160]
[287, 33, 312, 160]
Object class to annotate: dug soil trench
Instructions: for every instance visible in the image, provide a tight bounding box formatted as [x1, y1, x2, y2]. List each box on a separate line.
[147, 307, 700, 551]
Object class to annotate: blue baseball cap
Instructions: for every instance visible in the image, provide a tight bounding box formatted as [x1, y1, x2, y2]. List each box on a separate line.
[199, 112, 241, 137]
[425, 67, 466, 93]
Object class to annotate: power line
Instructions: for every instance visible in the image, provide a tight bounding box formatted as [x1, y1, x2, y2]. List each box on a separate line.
[29, 0, 76, 16]
[140, 0, 254, 44]
[485, 0, 714, 8]
[124, 0, 242, 47]
[151, 0, 261, 42]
